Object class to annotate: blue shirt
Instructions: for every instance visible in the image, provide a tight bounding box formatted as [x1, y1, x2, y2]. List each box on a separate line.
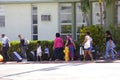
[45, 48, 49, 54]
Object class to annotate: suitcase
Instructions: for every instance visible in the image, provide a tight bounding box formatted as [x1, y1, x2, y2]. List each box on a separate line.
[11, 52, 22, 62]
[28, 51, 36, 61]
[79, 45, 84, 60]
[0, 54, 3, 62]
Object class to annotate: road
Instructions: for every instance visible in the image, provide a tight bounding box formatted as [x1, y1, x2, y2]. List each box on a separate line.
[0, 60, 120, 80]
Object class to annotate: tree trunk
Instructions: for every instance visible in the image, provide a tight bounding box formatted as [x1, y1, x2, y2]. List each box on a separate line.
[99, 2, 103, 26]
[103, 0, 107, 30]
[82, 13, 90, 27]
[115, 1, 118, 27]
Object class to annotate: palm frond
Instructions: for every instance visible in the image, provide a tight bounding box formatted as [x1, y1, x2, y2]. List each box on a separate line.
[81, 0, 90, 13]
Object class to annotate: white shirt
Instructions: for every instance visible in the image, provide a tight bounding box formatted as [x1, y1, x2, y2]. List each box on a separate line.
[85, 35, 92, 43]
[2, 36, 9, 45]
[84, 35, 92, 49]
[37, 46, 42, 54]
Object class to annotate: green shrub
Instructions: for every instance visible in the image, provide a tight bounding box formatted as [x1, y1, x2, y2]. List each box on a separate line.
[79, 25, 105, 53]
[79, 25, 120, 57]
[107, 25, 120, 51]
[0, 40, 54, 60]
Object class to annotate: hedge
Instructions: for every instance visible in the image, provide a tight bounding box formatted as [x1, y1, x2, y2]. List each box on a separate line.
[0, 40, 80, 61]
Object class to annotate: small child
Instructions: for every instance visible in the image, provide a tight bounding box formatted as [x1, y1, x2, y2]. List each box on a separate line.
[44, 45, 49, 61]
[36, 41, 42, 61]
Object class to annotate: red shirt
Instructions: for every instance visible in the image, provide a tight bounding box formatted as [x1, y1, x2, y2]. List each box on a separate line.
[66, 36, 74, 46]
[53, 37, 64, 49]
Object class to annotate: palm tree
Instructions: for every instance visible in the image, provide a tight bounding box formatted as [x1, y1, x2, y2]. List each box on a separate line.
[81, 0, 90, 26]
[81, 0, 115, 28]
[99, 0, 114, 29]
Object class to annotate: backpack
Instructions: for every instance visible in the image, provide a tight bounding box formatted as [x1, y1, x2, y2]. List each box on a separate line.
[67, 37, 73, 45]
[24, 38, 30, 46]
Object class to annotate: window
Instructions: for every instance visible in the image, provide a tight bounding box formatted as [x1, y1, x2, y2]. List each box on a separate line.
[0, 5, 5, 27]
[33, 35, 38, 40]
[60, 14, 72, 23]
[32, 15, 38, 24]
[61, 25, 72, 33]
[32, 7, 37, 14]
[41, 15, 51, 21]
[60, 4, 72, 13]
[0, 16, 5, 27]
[92, 2, 104, 25]
[60, 3, 72, 38]
[33, 25, 38, 34]
[32, 5, 38, 40]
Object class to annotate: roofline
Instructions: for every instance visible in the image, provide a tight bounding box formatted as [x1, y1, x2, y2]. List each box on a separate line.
[0, 0, 80, 4]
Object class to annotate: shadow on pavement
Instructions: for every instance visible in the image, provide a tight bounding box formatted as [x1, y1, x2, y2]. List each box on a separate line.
[0, 62, 87, 78]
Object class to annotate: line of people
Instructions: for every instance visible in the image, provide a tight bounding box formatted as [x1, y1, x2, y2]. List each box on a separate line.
[1, 34, 50, 63]
[0, 30, 116, 63]
[53, 30, 116, 61]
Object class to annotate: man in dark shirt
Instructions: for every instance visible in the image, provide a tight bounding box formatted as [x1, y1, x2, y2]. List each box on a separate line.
[18, 34, 28, 61]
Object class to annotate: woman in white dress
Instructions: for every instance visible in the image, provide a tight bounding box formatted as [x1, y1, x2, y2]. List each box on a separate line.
[36, 41, 42, 61]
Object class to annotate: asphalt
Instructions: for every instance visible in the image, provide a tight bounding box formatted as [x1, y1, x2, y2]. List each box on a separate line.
[0, 60, 120, 80]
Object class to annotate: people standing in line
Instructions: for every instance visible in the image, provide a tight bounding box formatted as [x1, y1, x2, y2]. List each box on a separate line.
[104, 30, 116, 60]
[53, 33, 64, 61]
[18, 34, 28, 61]
[36, 41, 42, 61]
[65, 33, 76, 61]
[43, 44, 49, 61]
[1, 34, 10, 63]
[83, 32, 93, 61]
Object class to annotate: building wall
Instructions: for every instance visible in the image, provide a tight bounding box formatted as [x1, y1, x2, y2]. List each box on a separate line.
[0, 3, 59, 41]
[0, 4, 32, 41]
[0, 1, 120, 41]
[37, 3, 59, 40]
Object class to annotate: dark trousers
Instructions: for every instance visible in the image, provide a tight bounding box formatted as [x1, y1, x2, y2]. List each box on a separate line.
[43, 54, 49, 61]
[2, 46, 9, 62]
[54, 47, 64, 60]
[21, 46, 27, 59]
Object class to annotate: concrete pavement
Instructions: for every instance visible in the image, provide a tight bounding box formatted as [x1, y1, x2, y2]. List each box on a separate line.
[0, 60, 120, 80]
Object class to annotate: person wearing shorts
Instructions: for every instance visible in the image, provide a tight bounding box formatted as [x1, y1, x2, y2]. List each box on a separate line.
[83, 32, 93, 61]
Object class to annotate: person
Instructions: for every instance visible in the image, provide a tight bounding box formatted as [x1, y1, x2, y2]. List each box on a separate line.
[36, 41, 42, 61]
[83, 32, 93, 61]
[18, 34, 28, 61]
[104, 30, 116, 60]
[65, 33, 76, 61]
[53, 33, 64, 61]
[43, 44, 49, 61]
[1, 34, 10, 63]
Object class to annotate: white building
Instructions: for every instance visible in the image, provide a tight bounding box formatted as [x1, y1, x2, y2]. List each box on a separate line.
[0, 0, 120, 41]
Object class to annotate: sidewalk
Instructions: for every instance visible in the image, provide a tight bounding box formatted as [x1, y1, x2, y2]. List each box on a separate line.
[1, 59, 120, 64]
[0, 60, 120, 80]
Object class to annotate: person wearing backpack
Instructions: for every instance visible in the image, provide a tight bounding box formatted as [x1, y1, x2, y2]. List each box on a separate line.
[65, 34, 76, 61]
[18, 34, 28, 62]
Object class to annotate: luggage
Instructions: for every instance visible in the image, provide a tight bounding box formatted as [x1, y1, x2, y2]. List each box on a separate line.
[10, 52, 22, 62]
[79, 44, 84, 60]
[0, 54, 3, 62]
[28, 51, 36, 61]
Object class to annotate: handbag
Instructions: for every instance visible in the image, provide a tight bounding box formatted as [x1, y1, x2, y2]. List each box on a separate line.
[84, 41, 90, 49]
